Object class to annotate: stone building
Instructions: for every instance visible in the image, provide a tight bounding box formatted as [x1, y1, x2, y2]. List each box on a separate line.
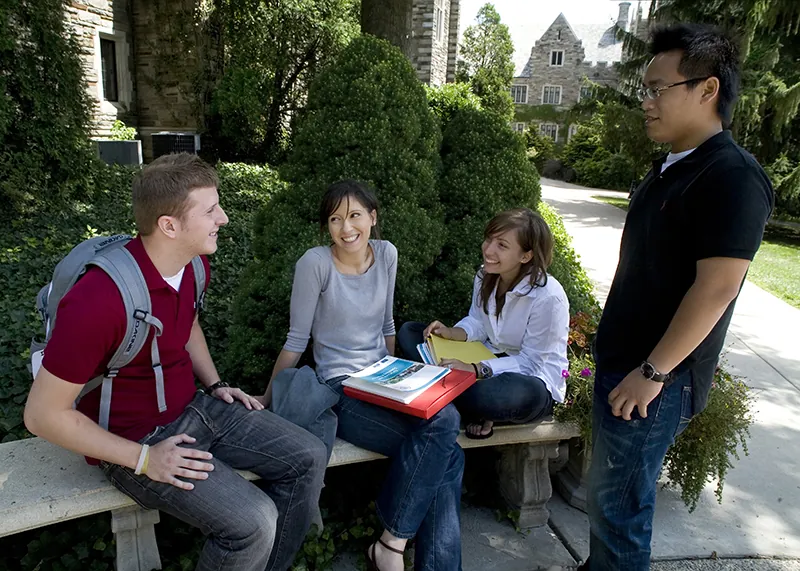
[510, 1, 647, 144]
[411, 0, 461, 86]
[66, 0, 459, 160]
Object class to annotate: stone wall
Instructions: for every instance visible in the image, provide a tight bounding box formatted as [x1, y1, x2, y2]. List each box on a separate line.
[131, 0, 202, 160]
[64, 0, 137, 138]
[446, 0, 460, 83]
[411, 0, 453, 86]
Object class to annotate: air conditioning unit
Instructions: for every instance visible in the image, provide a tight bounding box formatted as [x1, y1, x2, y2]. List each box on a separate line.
[151, 132, 201, 159]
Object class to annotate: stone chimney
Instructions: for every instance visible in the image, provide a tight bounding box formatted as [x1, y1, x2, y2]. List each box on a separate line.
[617, 2, 631, 31]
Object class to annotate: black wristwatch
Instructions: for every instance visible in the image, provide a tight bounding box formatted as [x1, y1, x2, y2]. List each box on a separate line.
[478, 362, 493, 380]
[639, 361, 672, 385]
[204, 380, 230, 395]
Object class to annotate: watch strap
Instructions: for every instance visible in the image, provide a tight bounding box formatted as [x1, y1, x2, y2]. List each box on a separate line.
[204, 380, 230, 395]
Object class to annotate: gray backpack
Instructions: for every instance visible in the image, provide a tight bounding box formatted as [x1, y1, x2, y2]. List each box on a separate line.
[30, 234, 206, 430]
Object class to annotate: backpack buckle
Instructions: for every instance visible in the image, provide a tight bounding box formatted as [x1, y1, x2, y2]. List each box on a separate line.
[133, 309, 149, 321]
[106, 369, 120, 379]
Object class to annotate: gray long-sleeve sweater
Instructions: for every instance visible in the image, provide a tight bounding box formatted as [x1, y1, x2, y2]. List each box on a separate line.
[283, 240, 397, 381]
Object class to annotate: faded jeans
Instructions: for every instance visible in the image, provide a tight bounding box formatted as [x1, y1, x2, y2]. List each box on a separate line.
[325, 375, 464, 571]
[102, 391, 327, 571]
[585, 368, 694, 570]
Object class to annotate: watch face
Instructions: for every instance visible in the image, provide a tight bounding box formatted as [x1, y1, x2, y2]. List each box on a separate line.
[640, 362, 655, 379]
[481, 364, 491, 378]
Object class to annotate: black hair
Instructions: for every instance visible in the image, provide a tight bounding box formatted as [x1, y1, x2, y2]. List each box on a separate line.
[319, 180, 381, 238]
[649, 23, 740, 128]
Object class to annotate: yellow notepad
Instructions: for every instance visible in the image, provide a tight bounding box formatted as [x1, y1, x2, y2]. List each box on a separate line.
[428, 335, 495, 364]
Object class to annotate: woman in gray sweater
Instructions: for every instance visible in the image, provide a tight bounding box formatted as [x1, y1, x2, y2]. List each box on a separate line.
[262, 180, 464, 571]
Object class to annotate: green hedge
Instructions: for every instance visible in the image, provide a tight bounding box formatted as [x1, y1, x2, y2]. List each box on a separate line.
[429, 107, 542, 324]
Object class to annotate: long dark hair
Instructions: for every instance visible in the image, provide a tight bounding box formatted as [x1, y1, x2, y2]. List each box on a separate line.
[478, 208, 554, 315]
[319, 179, 381, 239]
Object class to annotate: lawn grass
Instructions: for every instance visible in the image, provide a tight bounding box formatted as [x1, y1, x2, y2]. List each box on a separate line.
[748, 226, 800, 309]
[592, 195, 800, 309]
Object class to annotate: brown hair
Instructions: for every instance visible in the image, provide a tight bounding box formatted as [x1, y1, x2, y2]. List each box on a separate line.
[132, 153, 219, 236]
[478, 208, 554, 315]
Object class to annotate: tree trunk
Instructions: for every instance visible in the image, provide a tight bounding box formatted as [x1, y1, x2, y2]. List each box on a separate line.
[361, 0, 414, 59]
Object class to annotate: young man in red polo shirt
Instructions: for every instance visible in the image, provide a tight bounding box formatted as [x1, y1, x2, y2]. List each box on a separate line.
[24, 153, 327, 571]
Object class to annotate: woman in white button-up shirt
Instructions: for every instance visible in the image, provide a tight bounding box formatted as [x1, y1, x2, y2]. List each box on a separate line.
[398, 208, 570, 439]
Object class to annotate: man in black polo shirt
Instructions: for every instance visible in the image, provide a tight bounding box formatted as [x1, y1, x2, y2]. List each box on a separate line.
[581, 24, 774, 570]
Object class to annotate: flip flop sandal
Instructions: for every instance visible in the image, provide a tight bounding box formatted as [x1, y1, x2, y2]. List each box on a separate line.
[464, 420, 494, 440]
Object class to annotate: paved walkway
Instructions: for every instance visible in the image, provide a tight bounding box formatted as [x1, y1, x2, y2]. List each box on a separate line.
[541, 178, 800, 563]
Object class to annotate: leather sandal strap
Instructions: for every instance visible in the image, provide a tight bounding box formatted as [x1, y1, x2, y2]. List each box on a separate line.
[378, 538, 405, 555]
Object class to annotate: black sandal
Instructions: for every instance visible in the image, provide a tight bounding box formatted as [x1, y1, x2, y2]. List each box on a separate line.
[464, 420, 494, 440]
[366, 538, 404, 571]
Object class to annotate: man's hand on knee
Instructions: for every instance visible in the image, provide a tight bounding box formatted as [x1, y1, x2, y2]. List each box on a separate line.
[608, 369, 663, 421]
[147, 434, 215, 490]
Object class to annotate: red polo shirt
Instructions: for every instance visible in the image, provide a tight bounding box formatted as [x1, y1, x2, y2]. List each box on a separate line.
[43, 237, 210, 461]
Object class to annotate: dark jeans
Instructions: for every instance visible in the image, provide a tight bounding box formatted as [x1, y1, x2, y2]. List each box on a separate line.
[585, 368, 694, 571]
[102, 391, 327, 571]
[397, 321, 554, 425]
[325, 376, 464, 571]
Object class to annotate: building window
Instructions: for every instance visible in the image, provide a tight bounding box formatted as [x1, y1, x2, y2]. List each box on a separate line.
[434, 0, 445, 43]
[542, 85, 562, 105]
[513, 122, 526, 133]
[510, 85, 528, 104]
[550, 50, 564, 66]
[557, 29, 562, 40]
[100, 38, 118, 102]
[540, 123, 558, 141]
[579, 85, 594, 101]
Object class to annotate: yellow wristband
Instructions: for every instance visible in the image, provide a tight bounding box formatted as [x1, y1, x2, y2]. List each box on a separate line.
[141, 447, 150, 475]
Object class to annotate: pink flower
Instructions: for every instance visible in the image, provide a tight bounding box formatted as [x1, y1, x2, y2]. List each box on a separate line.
[561, 369, 570, 379]
[580, 367, 592, 378]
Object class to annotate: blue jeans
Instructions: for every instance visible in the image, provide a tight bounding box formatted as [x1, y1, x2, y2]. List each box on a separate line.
[102, 391, 327, 571]
[325, 376, 464, 571]
[585, 368, 694, 571]
[397, 321, 554, 424]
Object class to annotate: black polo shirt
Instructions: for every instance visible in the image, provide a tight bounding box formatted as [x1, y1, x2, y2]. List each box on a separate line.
[594, 130, 774, 414]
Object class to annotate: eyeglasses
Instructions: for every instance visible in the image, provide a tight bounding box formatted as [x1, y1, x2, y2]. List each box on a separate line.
[637, 77, 710, 101]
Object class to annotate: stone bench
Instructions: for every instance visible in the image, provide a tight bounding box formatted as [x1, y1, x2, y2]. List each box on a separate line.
[0, 420, 579, 571]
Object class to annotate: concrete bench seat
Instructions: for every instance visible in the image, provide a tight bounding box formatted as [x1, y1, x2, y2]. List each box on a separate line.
[0, 419, 579, 571]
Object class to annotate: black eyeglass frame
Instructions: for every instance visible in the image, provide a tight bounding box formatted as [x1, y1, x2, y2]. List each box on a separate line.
[637, 77, 711, 101]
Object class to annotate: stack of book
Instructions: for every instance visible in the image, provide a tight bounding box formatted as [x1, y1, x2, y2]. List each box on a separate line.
[342, 356, 476, 419]
[417, 335, 495, 365]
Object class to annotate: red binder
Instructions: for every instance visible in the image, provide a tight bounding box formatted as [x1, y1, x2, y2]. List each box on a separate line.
[343, 369, 477, 419]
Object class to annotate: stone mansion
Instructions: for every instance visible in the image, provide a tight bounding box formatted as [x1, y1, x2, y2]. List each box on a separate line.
[511, 2, 648, 144]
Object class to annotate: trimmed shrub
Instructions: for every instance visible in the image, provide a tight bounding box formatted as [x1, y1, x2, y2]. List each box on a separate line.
[425, 82, 482, 130]
[226, 35, 445, 387]
[429, 107, 542, 325]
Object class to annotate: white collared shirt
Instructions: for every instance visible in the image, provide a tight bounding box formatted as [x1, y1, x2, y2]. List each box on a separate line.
[454, 272, 570, 402]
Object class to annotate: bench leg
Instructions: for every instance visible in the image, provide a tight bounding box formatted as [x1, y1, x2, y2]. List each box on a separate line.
[111, 506, 162, 571]
[553, 437, 590, 513]
[497, 442, 560, 529]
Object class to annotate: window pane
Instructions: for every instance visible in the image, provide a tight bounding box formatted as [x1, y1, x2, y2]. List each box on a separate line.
[100, 38, 118, 102]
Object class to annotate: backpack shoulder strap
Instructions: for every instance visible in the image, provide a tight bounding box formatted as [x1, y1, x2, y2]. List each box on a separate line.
[88, 247, 167, 429]
[191, 256, 206, 312]
[90, 247, 156, 370]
